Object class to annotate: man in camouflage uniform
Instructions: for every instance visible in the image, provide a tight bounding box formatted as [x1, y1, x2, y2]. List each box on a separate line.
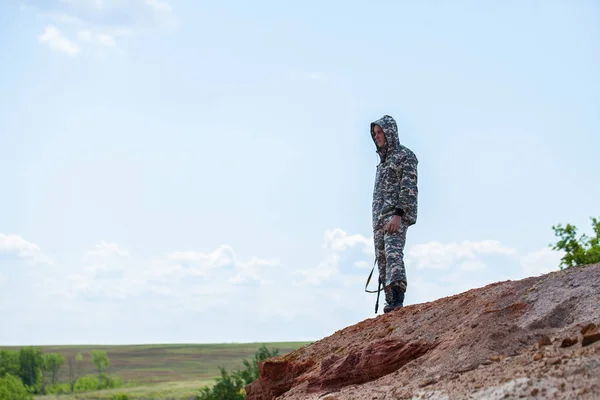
[370, 115, 418, 313]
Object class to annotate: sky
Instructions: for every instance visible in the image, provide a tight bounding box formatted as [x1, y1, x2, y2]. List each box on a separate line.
[1, 0, 599, 345]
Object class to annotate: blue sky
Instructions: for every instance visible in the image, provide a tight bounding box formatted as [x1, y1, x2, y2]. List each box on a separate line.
[1, 0, 599, 345]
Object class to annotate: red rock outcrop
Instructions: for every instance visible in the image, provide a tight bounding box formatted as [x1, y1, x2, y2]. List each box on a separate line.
[246, 262, 600, 399]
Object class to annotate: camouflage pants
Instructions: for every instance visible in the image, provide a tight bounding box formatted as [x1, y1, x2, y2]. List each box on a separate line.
[374, 219, 408, 301]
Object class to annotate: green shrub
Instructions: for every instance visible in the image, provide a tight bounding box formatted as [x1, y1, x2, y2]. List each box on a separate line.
[45, 382, 71, 394]
[98, 373, 123, 390]
[122, 378, 138, 388]
[196, 344, 279, 400]
[0, 374, 32, 400]
[111, 394, 130, 400]
[74, 375, 99, 392]
[551, 216, 600, 269]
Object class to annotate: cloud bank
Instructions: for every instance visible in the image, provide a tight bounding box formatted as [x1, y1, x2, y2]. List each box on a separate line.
[0, 229, 564, 345]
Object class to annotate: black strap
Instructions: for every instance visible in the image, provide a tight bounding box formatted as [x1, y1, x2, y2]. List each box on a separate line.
[365, 258, 384, 293]
[365, 257, 385, 314]
[375, 277, 382, 313]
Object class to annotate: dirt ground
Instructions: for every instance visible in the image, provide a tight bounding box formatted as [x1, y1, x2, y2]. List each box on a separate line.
[247, 263, 600, 399]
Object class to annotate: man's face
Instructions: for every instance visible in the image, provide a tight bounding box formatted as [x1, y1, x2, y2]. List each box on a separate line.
[372, 125, 386, 148]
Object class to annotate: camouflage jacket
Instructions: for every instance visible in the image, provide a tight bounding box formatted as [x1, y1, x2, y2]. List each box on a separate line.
[371, 115, 419, 231]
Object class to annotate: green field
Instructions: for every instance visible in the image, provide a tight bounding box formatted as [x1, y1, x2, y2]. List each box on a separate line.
[32, 379, 214, 400]
[0, 342, 311, 400]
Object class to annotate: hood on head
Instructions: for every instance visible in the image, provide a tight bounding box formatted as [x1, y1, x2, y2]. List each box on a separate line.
[370, 114, 400, 158]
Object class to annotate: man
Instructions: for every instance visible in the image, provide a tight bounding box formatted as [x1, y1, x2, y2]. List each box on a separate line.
[370, 115, 418, 313]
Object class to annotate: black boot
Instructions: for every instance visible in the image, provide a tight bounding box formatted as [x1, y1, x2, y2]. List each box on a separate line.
[388, 285, 405, 311]
[383, 286, 394, 313]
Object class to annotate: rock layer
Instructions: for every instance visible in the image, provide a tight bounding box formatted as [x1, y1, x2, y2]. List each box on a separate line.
[246, 262, 600, 399]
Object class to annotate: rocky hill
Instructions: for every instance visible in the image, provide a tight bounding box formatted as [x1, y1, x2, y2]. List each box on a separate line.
[246, 262, 600, 399]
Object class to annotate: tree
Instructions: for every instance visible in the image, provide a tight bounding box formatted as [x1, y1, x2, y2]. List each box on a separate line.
[66, 352, 84, 392]
[41, 353, 65, 393]
[91, 351, 110, 376]
[18, 347, 43, 390]
[551, 216, 600, 269]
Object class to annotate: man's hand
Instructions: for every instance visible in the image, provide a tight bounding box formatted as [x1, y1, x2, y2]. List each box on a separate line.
[387, 215, 402, 233]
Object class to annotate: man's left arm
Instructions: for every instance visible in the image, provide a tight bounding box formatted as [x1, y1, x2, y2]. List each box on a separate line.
[394, 151, 419, 224]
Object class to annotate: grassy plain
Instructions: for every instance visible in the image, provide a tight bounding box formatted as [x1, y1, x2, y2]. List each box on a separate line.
[1, 342, 311, 400]
[32, 380, 214, 400]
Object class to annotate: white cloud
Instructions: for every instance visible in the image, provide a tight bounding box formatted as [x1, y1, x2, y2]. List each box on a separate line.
[323, 228, 373, 255]
[25, 0, 176, 56]
[231, 257, 281, 285]
[144, 0, 175, 26]
[145, 0, 172, 13]
[37, 25, 80, 56]
[294, 229, 376, 286]
[407, 239, 517, 270]
[0, 234, 40, 257]
[167, 245, 235, 268]
[354, 260, 371, 269]
[459, 259, 486, 271]
[0, 233, 54, 264]
[520, 246, 564, 276]
[77, 30, 116, 47]
[297, 253, 341, 285]
[60, 0, 104, 8]
[86, 240, 129, 258]
[42, 11, 85, 25]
